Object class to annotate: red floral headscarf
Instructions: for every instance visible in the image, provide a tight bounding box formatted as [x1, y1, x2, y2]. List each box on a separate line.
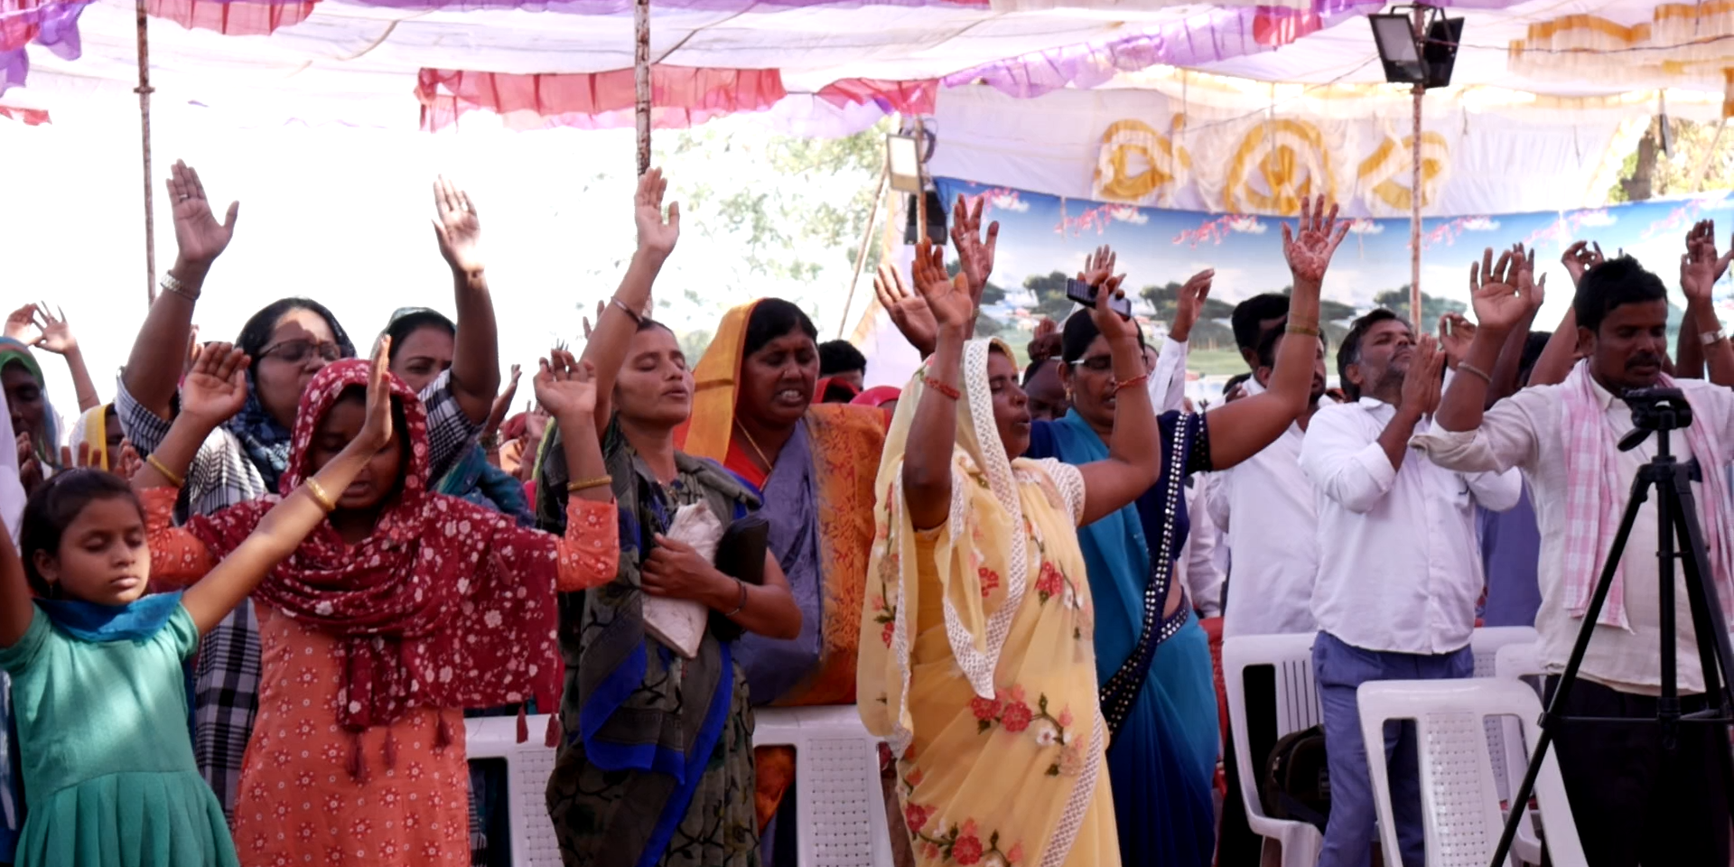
[186, 360, 562, 750]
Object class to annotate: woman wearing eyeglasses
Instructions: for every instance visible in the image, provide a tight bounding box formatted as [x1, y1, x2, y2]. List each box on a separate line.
[110, 162, 502, 820]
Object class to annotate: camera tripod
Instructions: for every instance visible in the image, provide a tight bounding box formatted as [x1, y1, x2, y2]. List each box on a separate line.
[1491, 388, 1734, 866]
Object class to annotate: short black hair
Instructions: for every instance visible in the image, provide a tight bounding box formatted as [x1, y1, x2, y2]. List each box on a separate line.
[1574, 256, 1667, 334]
[383, 308, 455, 362]
[1059, 309, 1146, 364]
[818, 340, 866, 376]
[1254, 320, 1288, 370]
[236, 298, 356, 363]
[1232, 294, 1290, 352]
[744, 299, 818, 358]
[1337, 308, 1405, 401]
[21, 469, 143, 598]
[1023, 357, 1056, 387]
[1223, 371, 1252, 394]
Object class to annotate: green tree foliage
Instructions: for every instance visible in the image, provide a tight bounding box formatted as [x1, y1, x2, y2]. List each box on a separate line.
[1373, 286, 1467, 324]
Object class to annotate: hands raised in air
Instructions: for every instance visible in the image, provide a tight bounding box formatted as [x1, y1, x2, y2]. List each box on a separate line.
[876, 259, 939, 355]
[1171, 269, 1214, 343]
[1281, 196, 1350, 289]
[534, 349, 599, 422]
[178, 342, 252, 428]
[1680, 219, 1733, 305]
[167, 160, 239, 270]
[635, 168, 681, 261]
[950, 194, 999, 304]
[1561, 240, 1605, 288]
[911, 238, 976, 334]
[431, 177, 484, 276]
[1470, 245, 1541, 333]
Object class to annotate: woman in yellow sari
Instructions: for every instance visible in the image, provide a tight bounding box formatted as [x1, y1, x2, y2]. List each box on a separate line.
[859, 245, 1162, 867]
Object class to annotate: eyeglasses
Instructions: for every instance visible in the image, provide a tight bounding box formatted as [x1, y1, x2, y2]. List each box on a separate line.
[1075, 355, 1115, 373]
[258, 339, 344, 366]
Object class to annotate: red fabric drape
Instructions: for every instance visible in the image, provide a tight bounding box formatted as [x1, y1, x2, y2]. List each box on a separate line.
[814, 77, 936, 114]
[147, 0, 316, 34]
[0, 105, 47, 124]
[416, 66, 788, 131]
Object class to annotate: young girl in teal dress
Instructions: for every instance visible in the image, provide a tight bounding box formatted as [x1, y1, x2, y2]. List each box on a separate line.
[0, 339, 398, 867]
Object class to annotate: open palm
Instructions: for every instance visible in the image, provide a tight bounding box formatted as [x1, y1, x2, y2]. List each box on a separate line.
[167, 160, 239, 266]
[1469, 247, 1528, 331]
[1282, 196, 1349, 287]
[911, 238, 973, 331]
[876, 261, 939, 355]
[535, 350, 598, 419]
[432, 177, 484, 274]
[180, 342, 250, 426]
[635, 168, 681, 258]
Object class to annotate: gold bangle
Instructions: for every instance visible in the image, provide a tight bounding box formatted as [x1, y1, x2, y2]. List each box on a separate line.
[304, 478, 337, 513]
[567, 475, 613, 494]
[1285, 322, 1321, 337]
[1456, 361, 1493, 385]
[144, 454, 185, 488]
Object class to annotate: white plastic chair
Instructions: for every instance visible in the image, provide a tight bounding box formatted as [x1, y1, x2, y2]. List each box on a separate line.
[1356, 678, 1587, 867]
[1223, 633, 1325, 867]
[753, 705, 896, 867]
[465, 713, 563, 867]
[1492, 642, 1547, 865]
[1469, 629, 1538, 807]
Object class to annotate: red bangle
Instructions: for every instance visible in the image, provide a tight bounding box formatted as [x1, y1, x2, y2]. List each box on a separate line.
[924, 375, 961, 400]
[1113, 373, 1149, 394]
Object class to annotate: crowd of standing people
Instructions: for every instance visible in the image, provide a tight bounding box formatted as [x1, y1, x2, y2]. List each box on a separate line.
[0, 154, 1726, 867]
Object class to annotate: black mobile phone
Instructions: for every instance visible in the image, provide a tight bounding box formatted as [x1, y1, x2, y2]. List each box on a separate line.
[1064, 278, 1132, 320]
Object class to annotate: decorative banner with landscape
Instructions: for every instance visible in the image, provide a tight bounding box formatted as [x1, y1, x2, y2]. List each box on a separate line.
[933, 176, 1734, 379]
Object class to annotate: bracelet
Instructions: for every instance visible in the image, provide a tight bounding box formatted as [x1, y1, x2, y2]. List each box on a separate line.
[1112, 373, 1149, 394]
[144, 454, 184, 488]
[1285, 322, 1321, 337]
[1456, 361, 1493, 385]
[304, 478, 337, 512]
[566, 475, 613, 494]
[923, 375, 961, 400]
[723, 579, 748, 616]
[479, 433, 500, 451]
[1702, 329, 1728, 347]
[160, 273, 200, 303]
[611, 298, 643, 325]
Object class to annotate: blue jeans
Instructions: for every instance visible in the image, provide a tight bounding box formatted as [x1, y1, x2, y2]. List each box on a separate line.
[1313, 631, 1473, 867]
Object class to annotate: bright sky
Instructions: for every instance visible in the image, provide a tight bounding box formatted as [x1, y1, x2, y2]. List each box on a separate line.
[0, 108, 879, 434]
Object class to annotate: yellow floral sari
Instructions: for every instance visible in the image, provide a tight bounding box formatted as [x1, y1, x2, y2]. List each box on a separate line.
[858, 339, 1120, 867]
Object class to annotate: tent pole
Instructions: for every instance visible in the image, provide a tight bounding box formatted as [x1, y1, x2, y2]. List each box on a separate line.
[634, 0, 650, 176]
[1409, 6, 1425, 331]
[837, 165, 888, 339]
[914, 115, 928, 242]
[135, 0, 157, 306]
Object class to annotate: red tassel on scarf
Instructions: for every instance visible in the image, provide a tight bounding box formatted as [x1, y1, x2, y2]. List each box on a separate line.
[544, 712, 561, 749]
[347, 732, 370, 783]
[383, 730, 398, 769]
[436, 714, 454, 750]
[516, 705, 529, 744]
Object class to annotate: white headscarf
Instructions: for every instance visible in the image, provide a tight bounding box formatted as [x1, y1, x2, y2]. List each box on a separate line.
[0, 396, 24, 544]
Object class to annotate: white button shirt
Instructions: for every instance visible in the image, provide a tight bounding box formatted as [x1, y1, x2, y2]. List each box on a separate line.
[1414, 375, 1734, 694]
[1301, 397, 1523, 654]
[1208, 380, 1321, 638]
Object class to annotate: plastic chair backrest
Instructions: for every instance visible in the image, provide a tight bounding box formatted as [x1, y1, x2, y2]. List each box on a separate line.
[1469, 628, 1538, 802]
[754, 705, 895, 867]
[1356, 678, 1588, 867]
[464, 714, 563, 867]
[1222, 635, 1323, 837]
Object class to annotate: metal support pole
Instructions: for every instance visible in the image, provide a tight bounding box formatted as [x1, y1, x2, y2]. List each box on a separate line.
[838, 166, 888, 338]
[135, 0, 157, 306]
[1409, 6, 1425, 331]
[634, 0, 650, 176]
[914, 115, 928, 242]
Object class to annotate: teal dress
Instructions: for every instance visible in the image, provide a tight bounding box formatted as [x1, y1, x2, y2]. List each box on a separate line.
[0, 600, 238, 867]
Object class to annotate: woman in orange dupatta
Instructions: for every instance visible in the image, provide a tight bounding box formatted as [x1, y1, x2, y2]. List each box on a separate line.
[675, 299, 885, 837]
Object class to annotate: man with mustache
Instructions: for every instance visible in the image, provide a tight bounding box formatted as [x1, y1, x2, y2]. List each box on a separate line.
[1418, 239, 1734, 867]
[1299, 307, 1522, 867]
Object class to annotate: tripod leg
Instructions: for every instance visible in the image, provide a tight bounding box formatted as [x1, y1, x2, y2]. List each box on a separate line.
[1666, 481, 1734, 834]
[1490, 476, 1654, 867]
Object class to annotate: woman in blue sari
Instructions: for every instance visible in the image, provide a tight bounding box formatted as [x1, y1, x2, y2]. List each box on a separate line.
[1023, 200, 1346, 866]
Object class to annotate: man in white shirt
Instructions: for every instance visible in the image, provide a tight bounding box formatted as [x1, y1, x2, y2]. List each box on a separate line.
[1210, 323, 1330, 637]
[1301, 309, 1522, 867]
[1415, 248, 1734, 867]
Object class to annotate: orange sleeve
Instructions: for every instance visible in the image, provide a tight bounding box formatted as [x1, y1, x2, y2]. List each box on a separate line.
[141, 488, 219, 591]
[553, 498, 620, 592]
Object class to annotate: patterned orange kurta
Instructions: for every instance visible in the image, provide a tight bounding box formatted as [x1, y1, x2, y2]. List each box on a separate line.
[144, 489, 619, 867]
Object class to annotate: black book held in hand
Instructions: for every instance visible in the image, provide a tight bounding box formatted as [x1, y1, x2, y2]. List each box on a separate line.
[711, 513, 770, 641]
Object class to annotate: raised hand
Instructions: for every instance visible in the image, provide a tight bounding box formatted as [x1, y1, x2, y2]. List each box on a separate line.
[1172, 268, 1215, 342]
[431, 177, 484, 275]
[178, 342, 251, 427]
[1400, 334, 1445, 416]
[1281, 196, 1350, 289]
[1561, 240, 1604, 288]
[912, 238, 976, 334]
[949, 194, 999, 305]
[1681, 219, 1734, 305]
[166, 160, 240, 268]
[1088, 272, 1137, 342]
[16, 432, 42, 493]
[1513, 244, 1546, 315]
[635, 168, 681, 260]
[1437, 313, 1476, 369]
[30, 303, 77, 355]
[582, 300, 605, 341]
[3, 304, 36, 343]
[357, 337, 395, 452]
[876, 261, 939, 355]
[113, 441, 143, 481]
[1080, 245, 1118, 288]
[533, 349, 599, 421]
[1469, 247, 1530, 333]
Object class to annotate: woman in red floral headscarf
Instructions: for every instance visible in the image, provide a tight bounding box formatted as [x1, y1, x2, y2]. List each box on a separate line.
[138, 342, 619, 867]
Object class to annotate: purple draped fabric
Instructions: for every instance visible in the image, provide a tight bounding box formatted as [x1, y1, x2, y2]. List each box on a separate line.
[0, 0, 86, 95]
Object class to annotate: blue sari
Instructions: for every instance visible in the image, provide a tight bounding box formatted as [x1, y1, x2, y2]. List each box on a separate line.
[1026, 410, 1220, 867]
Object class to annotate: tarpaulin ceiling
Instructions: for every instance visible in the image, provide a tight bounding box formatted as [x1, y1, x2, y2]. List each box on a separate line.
[6, 0, 1733, 131]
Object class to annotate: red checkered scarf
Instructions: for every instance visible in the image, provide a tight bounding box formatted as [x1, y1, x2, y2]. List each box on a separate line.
[186, 360, 561, 749]
[1560, 363, 1734, 628]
